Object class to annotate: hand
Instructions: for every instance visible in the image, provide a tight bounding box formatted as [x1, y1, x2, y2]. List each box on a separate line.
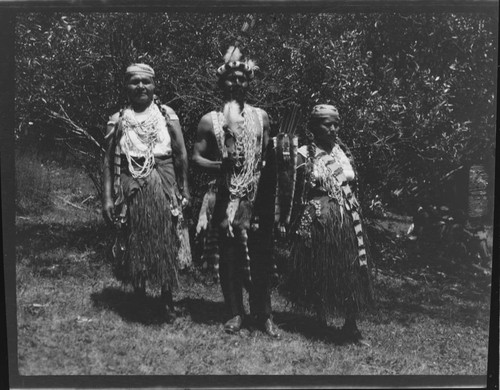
[276, 223, 287, 239]
[181, 191, 191, 209]
[196, 214, 208, 236]
[250, 216, 260, 231]
[102, 198, 115, 226]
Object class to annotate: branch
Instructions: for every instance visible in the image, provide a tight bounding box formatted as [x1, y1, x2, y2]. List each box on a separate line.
[47, 105, 105, 154]
[166, 94, 221, 106]
[56, 195, 84, 210]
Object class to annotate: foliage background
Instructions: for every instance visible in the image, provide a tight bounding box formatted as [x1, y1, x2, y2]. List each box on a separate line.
[15, 12, 497, 216]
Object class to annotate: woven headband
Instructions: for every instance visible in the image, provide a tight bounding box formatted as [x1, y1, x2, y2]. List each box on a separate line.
[125, 63, 155, 79]
[311, 104, 340, 119]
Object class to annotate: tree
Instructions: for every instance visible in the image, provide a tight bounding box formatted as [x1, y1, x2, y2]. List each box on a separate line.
[15, 11, 497, 215]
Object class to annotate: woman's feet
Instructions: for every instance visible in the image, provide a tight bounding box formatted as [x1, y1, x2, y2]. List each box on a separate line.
[133, 277, 146, 298]
[341, 321, 363, 342]
[161, 287, 177, 323]
[341, 318, 371, 346]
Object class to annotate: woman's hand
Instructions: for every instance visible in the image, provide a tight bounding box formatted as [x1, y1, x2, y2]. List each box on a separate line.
[102, 197, 115, 226]
[181, 191, 191, 210]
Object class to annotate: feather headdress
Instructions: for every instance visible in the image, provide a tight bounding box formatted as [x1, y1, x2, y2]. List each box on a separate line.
[217, 46, 259, 80]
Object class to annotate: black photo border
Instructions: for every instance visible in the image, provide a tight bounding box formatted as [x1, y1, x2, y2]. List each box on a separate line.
[1, 1, 498, 389]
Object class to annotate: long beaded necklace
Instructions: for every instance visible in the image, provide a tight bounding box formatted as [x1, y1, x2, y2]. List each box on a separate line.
[121, 103, 162, 179]
[227, 105, 262, 201]
[312, 144, 345, 206]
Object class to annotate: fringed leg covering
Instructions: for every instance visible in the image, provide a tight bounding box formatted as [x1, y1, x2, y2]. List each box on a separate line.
[240, 229, 252, 284]
[202, 225, 220, 283]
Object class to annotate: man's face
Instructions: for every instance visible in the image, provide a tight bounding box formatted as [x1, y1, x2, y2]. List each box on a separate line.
[222, 70, 249, 100]
[126, 74, 155, 107]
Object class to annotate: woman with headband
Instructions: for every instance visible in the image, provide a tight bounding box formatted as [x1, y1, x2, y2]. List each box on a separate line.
[283, 104, 373, 343]
[102, 63, 191, 320]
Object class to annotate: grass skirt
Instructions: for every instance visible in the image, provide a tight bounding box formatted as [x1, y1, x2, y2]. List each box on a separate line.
[283, 195, 373, 316]
[113, 159, 180, 290]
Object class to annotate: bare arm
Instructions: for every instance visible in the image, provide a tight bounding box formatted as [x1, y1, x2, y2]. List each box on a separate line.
[102, 112, 120, 225]
[192, 113, 222, 173]
[261, 109, 270, 152]
[337, 137, 356, 182]
[164, 106, 190, 201]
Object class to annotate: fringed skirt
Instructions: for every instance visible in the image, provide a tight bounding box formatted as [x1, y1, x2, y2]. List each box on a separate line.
[114, 157, 180, 290]
[284, 195, 373, 316]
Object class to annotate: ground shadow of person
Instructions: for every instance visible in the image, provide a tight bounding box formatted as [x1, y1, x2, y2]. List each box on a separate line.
[175, 297, 226, 326]
[272, 310, 352, 345]
[90, 287, 174, 325]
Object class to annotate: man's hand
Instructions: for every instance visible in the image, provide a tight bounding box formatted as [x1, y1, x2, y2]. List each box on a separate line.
[276, 222, 287, 239]
[102, 198, 115, 226]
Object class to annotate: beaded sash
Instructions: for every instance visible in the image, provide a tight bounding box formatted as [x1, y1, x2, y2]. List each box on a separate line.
[303, 146, 368, 268]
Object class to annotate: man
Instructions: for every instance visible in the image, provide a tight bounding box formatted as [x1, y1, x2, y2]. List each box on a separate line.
[192, 47, 280, 338]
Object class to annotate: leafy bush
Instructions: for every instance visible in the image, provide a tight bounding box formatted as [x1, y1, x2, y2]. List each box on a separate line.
[14, 12, 496, 217]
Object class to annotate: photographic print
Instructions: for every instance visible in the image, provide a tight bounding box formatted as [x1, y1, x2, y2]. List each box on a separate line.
[2, 1, 497, 388]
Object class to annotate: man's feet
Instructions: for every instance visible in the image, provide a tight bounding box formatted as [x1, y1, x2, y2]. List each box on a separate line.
[263, 318, 281, 339]
[224, 315, 243, 334]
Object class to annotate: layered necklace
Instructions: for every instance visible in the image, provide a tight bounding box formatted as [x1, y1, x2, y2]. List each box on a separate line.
[312, 144, 345, 206]
[227, 105, 262, 201]
[121, 103, 163, 179]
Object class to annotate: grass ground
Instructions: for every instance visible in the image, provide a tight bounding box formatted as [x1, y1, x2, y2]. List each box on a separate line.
[14, 161, 492, 376]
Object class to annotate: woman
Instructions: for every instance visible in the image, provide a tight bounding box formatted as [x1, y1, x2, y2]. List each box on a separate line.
[284, 104, 373, 342]
[102, 63, 191, 318]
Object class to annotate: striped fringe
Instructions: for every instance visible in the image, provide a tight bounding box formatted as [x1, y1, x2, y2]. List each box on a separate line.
[315, 148, 367, 268]
[274, 134, 299, 228]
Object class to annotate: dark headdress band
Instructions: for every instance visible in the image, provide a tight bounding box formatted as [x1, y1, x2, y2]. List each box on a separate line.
[216, 46, 259, 80]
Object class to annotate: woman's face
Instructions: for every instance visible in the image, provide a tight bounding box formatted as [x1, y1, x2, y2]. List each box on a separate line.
[126, 74, 155, 108]
[312, 114, 340, 142]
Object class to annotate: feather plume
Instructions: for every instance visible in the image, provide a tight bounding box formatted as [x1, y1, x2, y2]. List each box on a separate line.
[246, 59, 259, 71]
[224, 46, 242, 63]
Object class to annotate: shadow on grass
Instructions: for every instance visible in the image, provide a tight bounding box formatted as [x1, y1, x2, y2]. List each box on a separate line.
[272, 310, 354, 345]
[17, 220, 110, 256]
[370, 272, 490, 328]
[176, 296, 355, 345]
[91, 287, 175, 326]
[369, 298, 487, 328]
[176, 297, 226, 326]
